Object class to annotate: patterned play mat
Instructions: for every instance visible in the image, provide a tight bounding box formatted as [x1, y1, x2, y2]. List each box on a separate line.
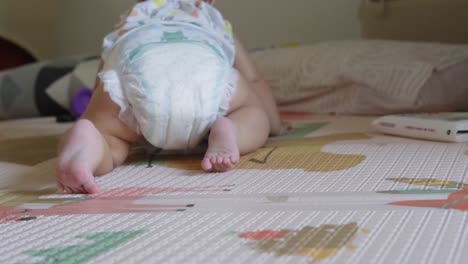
[0, 113, 467, 264]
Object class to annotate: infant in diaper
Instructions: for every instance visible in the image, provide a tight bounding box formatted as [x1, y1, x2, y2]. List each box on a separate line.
[55, 0, 283, 194]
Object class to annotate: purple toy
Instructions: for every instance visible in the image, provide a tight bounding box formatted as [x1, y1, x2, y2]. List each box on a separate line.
[70, 87, 92, 118]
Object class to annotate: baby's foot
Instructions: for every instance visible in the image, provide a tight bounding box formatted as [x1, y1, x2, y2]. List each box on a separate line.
[56, 119, 102, 194]
[201, 117, 240, 172]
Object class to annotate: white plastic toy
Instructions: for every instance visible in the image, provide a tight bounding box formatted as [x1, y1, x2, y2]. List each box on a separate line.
[372, 113, 468, 142]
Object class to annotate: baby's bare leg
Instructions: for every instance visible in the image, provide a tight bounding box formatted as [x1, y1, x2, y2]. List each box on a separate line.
[56, 83, 140, 194]
[201, 75, 270, 172]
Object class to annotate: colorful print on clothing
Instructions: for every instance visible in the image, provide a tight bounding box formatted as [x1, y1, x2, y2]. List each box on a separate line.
[102, 0, 235, 65]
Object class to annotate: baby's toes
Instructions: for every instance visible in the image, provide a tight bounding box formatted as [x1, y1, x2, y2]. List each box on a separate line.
[215, 156, 234, 172]
[211, 156, 223, 171]
[201, 155, 213, 171]
[230, 155, 239, 165]
[210, 156, 219, 167]
[214, 158, 229, 172]
[222, 157, 234, 170]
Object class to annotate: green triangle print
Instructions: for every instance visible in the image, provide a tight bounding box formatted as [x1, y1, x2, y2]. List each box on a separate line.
[20, 230, 144, 264]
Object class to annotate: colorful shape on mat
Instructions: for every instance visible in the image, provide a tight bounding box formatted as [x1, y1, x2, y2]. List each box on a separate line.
[377, 189, 458, 195]
[0, 186, 232, 224]
[389, 188, 468, 212]
[385, 178, 468, 189]
[237, 223, 366, 263]
[160, 133, 369, 172]
[20, 231, 143, 264]
[0, 135, 59, 165]
[272, 122, 327, 140]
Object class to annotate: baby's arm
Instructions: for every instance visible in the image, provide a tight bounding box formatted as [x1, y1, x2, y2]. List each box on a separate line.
[233, 37, 282, 135]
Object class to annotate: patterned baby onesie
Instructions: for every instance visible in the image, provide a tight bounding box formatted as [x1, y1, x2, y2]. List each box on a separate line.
[102, 0, 235, 65]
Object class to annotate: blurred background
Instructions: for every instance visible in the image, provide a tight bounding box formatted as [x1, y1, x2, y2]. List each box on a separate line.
[0, 0, 362, 60]
[1, 0, 467, 120]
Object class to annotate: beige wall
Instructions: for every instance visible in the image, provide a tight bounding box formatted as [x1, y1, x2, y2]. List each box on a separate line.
[0, 0, 59, 58]
[55, 0, 135, 58]
[1, 0, 362, 59]
[0, 0, 134, 59]
[219, 0, 362, 48]
[55, 0, 362, 58]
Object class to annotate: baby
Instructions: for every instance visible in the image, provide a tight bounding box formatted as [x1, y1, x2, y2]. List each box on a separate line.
[56, 0, 282, 194]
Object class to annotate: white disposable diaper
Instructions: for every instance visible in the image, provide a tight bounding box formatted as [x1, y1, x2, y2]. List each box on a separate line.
[100, 42, 235, 150]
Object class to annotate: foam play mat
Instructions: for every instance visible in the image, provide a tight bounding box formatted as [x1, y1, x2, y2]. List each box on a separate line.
[1, 113, 467, 264]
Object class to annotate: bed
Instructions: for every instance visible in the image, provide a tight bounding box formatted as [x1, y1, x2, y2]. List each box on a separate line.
[1, 1, 468, 263]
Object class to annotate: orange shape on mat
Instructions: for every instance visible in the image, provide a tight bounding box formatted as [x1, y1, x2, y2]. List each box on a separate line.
[0, 185, 232, 224]
[161, 133, 369, 172]
[238, 223, 366, 263]
[389, 188, 468, 212]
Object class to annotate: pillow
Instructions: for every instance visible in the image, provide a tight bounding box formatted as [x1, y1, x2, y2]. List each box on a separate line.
[0, 56, 98, 120]
[251, 40, 468, 115]
[45, 58, 99, 116]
